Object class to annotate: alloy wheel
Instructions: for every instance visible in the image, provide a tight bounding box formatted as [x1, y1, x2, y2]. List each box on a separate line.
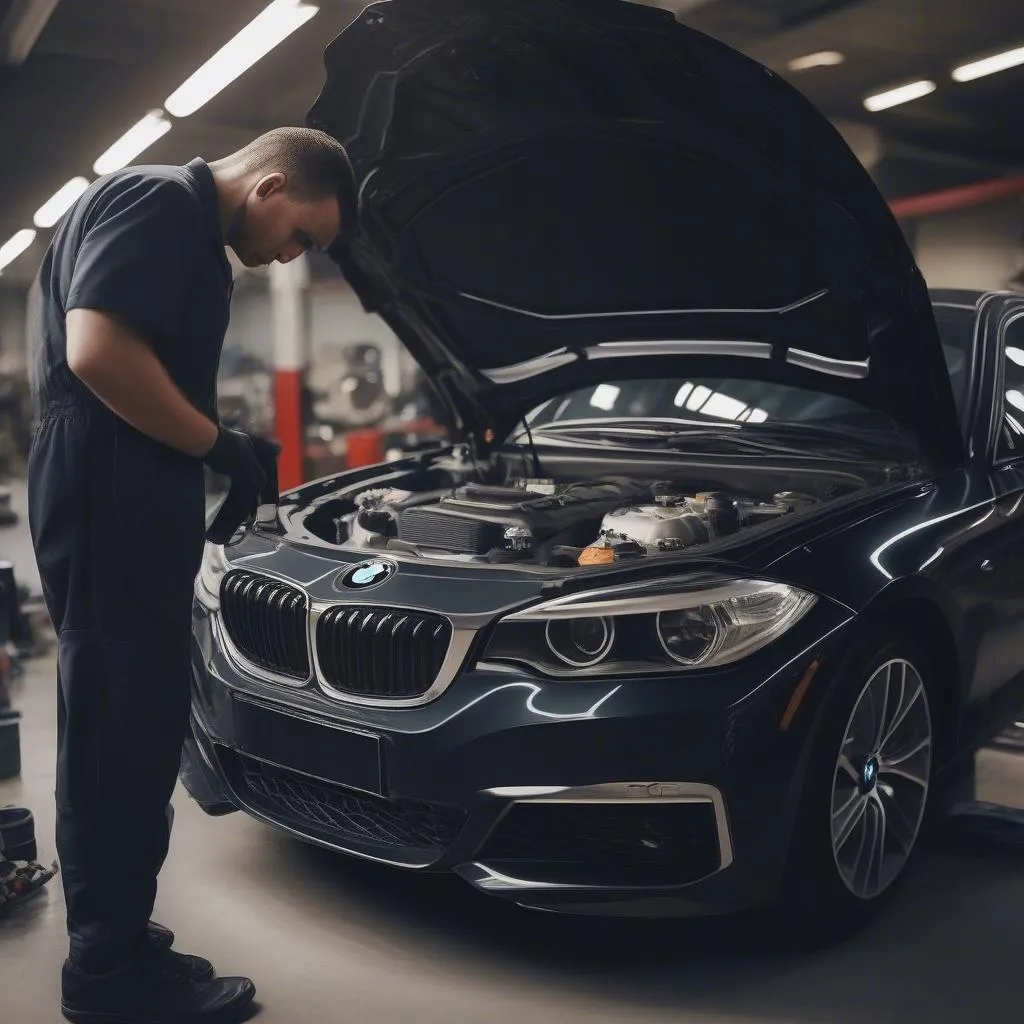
[830, 658, 933, 901]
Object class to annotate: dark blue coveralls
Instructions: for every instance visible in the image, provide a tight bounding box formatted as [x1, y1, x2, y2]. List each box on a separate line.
[27, 159, 232, 973]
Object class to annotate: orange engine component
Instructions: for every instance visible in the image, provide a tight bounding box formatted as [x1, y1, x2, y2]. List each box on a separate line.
[578, 543, 616, 566]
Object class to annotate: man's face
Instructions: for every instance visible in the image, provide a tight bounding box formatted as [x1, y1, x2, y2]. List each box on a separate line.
[228, 172, 341, 268]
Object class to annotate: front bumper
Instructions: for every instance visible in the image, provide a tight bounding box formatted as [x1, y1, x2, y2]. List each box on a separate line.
[185, 596, 853, 916]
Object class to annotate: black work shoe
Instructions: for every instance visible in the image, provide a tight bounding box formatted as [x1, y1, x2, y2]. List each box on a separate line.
[147, 921, 175, 949]
[60, 951, 255, 1023]
[146, 922, 214, 980]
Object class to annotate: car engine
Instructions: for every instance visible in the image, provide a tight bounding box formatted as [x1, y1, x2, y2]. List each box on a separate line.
[329, 476, 819, 567]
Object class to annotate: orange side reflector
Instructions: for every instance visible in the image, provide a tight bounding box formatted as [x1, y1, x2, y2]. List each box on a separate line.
[780, 659, 821, 732]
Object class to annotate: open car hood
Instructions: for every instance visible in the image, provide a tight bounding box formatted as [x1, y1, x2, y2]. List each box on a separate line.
[307, 0, 962, 467]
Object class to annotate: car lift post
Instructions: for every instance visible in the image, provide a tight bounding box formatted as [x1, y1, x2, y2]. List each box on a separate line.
[270, 253, 310, 493]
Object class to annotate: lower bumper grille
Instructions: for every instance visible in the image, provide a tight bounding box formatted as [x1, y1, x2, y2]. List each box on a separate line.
[315, 606, 451, 699]
[222, 750, 466, 862]
[478, 801, 722, 886]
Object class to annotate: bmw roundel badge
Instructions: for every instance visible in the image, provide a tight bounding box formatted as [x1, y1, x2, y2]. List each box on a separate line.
[339, 558, 397, 591]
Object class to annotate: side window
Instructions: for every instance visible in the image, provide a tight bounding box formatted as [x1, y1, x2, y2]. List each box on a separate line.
[999, 318, 1024, 461]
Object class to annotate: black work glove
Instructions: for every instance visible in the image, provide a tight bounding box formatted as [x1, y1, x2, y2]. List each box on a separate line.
[251, 436, 281, 506]
[204, 425, 266, 491]
[204, 427, 276, 544]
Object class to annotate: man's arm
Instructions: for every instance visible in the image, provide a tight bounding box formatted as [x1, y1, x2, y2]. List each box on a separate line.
[67, 308, 218, 457]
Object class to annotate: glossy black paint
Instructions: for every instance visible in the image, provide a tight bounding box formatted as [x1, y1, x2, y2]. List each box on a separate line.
[183, 289, 1024, 916]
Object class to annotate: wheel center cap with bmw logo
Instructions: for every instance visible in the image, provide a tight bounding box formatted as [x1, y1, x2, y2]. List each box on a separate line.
[338, 558, 397, 591]
[861, 757, 879, 794]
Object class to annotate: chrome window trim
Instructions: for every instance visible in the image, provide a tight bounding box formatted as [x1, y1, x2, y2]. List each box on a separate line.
[994, 308, 1024, 465]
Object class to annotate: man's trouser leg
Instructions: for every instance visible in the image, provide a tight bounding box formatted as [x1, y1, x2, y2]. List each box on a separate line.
[28, 409, 205, 972]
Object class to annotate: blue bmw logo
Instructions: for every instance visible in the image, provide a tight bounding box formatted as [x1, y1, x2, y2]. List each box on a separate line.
[861, 757, 879, 793]
[339, 559, 397, 591]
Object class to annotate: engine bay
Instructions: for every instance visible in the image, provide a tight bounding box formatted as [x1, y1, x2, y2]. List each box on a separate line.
[317, 470, 833, 568]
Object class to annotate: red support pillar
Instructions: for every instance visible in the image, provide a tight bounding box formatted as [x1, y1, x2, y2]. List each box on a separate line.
[269, 255, 310, 493]
[889, 173, 1024, 220]
[274, 368, 304, 491]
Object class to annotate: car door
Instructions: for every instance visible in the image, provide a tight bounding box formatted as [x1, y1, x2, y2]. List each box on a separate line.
[965, 296, 1024, 726]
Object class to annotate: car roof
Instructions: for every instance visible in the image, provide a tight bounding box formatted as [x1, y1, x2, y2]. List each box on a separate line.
[929, 288, 985, 309]
[929, 288, 1024, 310]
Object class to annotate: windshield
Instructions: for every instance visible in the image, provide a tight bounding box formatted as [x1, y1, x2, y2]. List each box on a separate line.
[523, 303, 974, 437]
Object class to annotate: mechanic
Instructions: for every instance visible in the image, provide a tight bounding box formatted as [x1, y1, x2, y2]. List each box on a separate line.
[27, 127, 356, 1024]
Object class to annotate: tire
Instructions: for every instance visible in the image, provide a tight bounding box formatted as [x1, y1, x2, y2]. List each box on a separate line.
[777, 630, 937, 946]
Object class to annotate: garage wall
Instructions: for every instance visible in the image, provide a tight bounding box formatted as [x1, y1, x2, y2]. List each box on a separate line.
[224, 279, 410, 396]
[0, 285, 28, 374]
[912, 198, 1024, 292]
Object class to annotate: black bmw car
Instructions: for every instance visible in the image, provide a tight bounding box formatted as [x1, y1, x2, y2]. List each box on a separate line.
[182, 0, 1024, 935]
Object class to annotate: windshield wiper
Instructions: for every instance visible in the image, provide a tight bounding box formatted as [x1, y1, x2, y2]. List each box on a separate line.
[525, 421, 892, 458]
[648, 429, 844, 457]
[534, 416, 903, 445]
[527, 424, 829, 457]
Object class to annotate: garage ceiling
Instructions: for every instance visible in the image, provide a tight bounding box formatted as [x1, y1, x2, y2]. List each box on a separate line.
[0, 0, 366, 282]
[1, 0, 1023, 284]
[660, 0, 1024, 193]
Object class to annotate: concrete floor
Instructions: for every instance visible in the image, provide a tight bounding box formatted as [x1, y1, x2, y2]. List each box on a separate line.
[3, 481, 1024, 1023]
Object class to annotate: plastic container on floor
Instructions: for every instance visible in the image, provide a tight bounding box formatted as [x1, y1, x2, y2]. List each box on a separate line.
[0, 806, 35, 861]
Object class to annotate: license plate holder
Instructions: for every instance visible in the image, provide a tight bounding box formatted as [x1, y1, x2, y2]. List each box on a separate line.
[230, 695, 383, 797]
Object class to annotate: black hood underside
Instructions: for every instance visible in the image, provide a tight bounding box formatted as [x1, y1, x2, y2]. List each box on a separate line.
[307, 0, 962, 467]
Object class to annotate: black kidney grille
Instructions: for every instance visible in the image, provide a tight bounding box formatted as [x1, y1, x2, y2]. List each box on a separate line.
[316, 606, 451, 699]
[220, 570, 309, 679]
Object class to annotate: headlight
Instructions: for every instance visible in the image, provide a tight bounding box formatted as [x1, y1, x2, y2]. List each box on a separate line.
[484, 579, 817, 676]
[545, 616, 615, 668]
[194, 543, 229, 610]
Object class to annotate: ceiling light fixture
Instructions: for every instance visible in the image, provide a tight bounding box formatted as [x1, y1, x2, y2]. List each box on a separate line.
[33, 177, 91, 229]
[0, 229, 37, 274]
[93, 112, 172, 176]
[863, 80, 937, 112]
[952, 44, 1024, 83]
[164, 0, 319, 118]
[787, 51, 845, 72]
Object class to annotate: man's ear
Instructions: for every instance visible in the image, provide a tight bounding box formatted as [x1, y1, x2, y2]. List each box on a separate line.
[255, 172, 287, 200]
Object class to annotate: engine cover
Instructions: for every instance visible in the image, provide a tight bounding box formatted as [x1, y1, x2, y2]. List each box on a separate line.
[599, 503, 709, 552]
[396, 478, 650, 555]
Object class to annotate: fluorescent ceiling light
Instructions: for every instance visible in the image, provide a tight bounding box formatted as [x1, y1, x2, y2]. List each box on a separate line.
[953, 44, 1024, 83]
[0, 229, 37, 273]
[165, 0, 319, 118]
[863, 80, 936, 112]
[33, 177, 90, 229]
[93, 112, 172, 176]
[787, 51, 845, 72]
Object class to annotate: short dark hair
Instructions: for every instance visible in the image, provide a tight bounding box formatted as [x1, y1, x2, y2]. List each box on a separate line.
[237, 126, 358, 239]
